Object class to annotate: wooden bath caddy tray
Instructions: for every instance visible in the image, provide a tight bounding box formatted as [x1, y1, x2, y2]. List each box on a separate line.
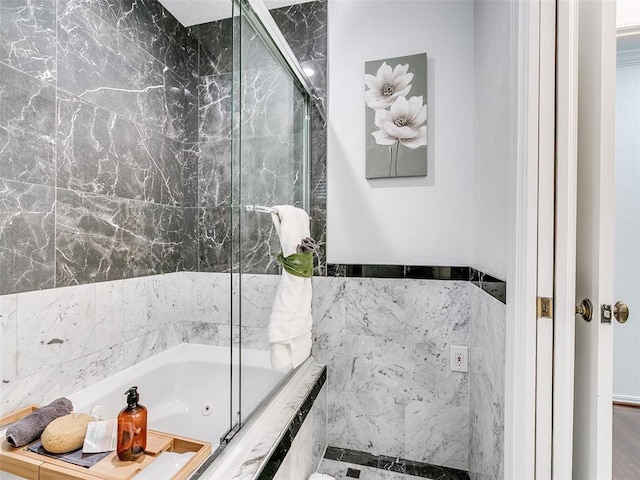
[0, 406, 212, 480]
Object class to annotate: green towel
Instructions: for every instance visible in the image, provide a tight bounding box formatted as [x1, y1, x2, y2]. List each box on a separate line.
[277, 252, 314, 278]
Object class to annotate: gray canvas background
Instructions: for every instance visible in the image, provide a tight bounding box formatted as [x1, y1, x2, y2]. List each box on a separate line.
[365, 53, 428, 179]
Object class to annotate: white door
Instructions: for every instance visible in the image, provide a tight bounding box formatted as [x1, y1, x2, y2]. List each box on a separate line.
[572, 0, 618, 478]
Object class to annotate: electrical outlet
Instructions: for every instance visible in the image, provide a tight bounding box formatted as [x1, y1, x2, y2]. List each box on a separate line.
[450, 346, 468, 372]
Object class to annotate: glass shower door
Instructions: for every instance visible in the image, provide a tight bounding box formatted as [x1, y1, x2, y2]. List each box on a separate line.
[230, 0, 311, 428]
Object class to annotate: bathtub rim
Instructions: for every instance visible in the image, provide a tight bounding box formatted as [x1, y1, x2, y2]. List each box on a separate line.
[192, 356, 327, 480]
[0, 343, 292, 477]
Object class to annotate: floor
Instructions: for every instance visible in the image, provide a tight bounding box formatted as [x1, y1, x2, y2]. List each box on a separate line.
[315, 405, 638, 480]
[318, 459, 427, 480]
[613, 404, 640, 480]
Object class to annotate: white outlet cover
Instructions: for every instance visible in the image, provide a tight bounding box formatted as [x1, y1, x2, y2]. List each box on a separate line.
[450, 345, 469, 373]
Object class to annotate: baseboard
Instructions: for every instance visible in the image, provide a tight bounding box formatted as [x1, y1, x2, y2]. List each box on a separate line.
[323, 446, 470, 480]
[613, 394, 640, 407]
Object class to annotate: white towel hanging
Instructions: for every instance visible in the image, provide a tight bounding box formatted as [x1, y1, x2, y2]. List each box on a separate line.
[268, 205, 313, 371]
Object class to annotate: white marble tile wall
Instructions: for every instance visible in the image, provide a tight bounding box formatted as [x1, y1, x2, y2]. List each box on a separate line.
[272, 383, 327, 480]
[469, 287, 506, 480]
[191, 272, 279, 351]
[0, 271, 236, 416]
[312, 277, 472, 471]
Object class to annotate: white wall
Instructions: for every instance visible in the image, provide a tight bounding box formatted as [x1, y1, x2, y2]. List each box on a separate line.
[327, 0, 474, 266]
[472, 0, 512, 280]
[613, 59, 640, 403]
[617, 0, 640, 29]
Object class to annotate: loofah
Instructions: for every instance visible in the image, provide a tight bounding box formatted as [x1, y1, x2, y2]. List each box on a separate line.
[41, 413, 93, 453]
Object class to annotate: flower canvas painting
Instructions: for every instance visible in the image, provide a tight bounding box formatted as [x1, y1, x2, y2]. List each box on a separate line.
[365, 53, 427, 178]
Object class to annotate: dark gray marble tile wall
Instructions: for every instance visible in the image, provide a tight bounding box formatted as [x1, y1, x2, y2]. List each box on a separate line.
[1, 0, 199, 294]
[272, 1, 328, 276]
[0, 0, 329, 294]
[193, 1, 328, 275]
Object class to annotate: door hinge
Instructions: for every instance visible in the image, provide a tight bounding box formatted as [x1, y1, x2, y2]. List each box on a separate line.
[537, 296, 553, 318]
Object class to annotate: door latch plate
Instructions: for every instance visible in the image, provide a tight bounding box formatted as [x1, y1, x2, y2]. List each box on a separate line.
[601, 304, 612, 324]
[537, 297, 553, 318]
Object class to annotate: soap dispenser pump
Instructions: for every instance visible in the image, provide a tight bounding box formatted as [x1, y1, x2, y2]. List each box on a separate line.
[117, 386, 147, 461]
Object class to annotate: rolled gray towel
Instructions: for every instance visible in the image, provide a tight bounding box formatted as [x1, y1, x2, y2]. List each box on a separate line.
[6, 398, 73, 447]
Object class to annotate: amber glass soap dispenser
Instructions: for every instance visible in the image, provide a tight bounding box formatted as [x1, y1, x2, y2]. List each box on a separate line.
[117, 386, 147, 461]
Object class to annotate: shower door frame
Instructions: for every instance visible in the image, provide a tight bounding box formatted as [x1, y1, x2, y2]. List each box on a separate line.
[229, 0, 315, 434]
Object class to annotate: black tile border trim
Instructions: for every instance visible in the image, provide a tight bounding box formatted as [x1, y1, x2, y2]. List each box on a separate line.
[324, 446, 471, 480]
[327, 264, 469, 280]
[256, 366, 328, 479]
[326, 264, 507, 304]
[469, 268, 507, 304]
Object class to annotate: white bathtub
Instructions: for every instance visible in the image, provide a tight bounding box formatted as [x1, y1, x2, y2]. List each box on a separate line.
[0, 343, 290, 480]
[67, 344, 287, 447]
[0, 344, 326, 480]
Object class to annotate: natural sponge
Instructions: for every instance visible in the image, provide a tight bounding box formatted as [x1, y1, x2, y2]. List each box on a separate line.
[41, 413, 93, 453]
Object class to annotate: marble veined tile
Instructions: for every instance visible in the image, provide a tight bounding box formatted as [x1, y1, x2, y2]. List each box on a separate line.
[198, 206, 232, 273]
[199, 73, 232, 143]
[182, 144, 198, 208]
[0, 363, 63, 417]
[94, 279, 126, 350]
[228, 361, 326, 479]
[199, 140, 232, 210]
[344, 278, 406, 341]
[436, 349, 470, 408]
[0, 123, 56, 188]
[348, 334, 414, 397]
[57, 0, 198, 82]
[0, 294, 18, 383]
[111, 274, 191, 339]
[55, 189, 184, 286]
[57, 93, 184, 206]
[240, 325, 269, 351]
[120, 326, 183, 367]
[148, 273, 193, 327]
[405, 280, 471, 348]
[57, 7, 186, 141]
[287, 384, 327, 479]
[179, 321, 229, 346]
[312, 332, 350, 399]
[342, 387, 405, 457]
[0, 63, 56, 186]
[470, 287, 506, 352]
[311, 276, 345, 334]
[239, 274, 280, 327]
[192, 271, 230, 324]
[0, 180, 55, 295]
[239, 134, 303, 205]
[60, 343, 125, 394]
[469, 287, 506, 480]
[15, 283, 97, 377]
[405, 401, 469, 471]
[237, 212, 283, 275]
[0, 0, 56, 83]
[193, 17, 235, 77]
[270, 1, 327, 63]
[469, 358, 493, 477]
[182, 207, 198, 272]
[240, 66, 305, 138]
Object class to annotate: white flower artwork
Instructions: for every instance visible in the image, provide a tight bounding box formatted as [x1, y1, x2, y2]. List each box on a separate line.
[365, 53, 428, 178]
[365, 62, 414, 109]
